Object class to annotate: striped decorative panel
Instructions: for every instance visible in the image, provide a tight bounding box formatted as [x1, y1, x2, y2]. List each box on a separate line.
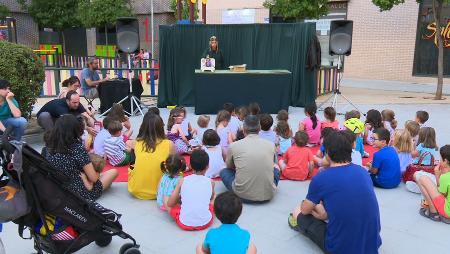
[316, 67, 338, 96]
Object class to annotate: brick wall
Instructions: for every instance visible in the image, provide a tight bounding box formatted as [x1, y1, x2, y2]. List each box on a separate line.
[346, 0, 450, 84]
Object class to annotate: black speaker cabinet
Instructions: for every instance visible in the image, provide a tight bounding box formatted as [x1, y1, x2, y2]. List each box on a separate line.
[116, 17, 140, 54]
[329, 20, 353, 56]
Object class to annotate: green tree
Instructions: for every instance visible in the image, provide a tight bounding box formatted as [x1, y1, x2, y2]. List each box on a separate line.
[0, 4, 10, 19]
[170, 0, 199, 20]
[263, 0, 329, 20]
[373, 0, 449, 100]
[78, 0, 133, 56]
[18, 0, 81, 53]
[0, 41, 45, 118]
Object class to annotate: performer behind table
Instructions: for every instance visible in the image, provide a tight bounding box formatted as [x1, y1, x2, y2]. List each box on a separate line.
[202, 36, 224, 70]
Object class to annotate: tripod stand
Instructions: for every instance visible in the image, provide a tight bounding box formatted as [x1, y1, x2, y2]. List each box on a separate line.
[317, 55, 363, 115]
[100, 54, 147, 117]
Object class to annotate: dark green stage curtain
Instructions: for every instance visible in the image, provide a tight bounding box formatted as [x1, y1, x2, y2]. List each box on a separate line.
[157, 23, 317, 109]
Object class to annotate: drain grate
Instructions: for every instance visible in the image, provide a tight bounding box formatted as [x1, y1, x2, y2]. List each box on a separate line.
[398, 96, 415, 98]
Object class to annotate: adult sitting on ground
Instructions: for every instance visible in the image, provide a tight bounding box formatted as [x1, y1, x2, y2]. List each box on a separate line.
[220, 115, 279, 203]
[0, 80, 27, 141]
[44, 114, 118, 201]
[37, 91, 95, 133]
[288, 131, 381, 254]
[80, 57, 109, 99]
[128, 112, 174, 200]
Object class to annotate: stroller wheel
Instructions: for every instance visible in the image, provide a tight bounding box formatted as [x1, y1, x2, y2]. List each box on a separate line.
[95, 235, 113, 247]
[124, 247, 141, 254]
[120, 243, 136, 254]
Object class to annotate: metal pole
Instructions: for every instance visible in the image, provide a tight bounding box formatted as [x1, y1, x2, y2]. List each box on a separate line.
[202, 3, 206, 24]
[151, 0, 154, 58]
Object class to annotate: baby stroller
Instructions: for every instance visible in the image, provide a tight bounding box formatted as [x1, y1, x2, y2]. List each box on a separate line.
[0, 129, 141, 254]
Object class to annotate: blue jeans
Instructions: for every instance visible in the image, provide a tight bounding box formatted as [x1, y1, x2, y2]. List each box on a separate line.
[2, 117, 27, 141]
[220, 168, 281, 203]
[370, 174, 399, 189]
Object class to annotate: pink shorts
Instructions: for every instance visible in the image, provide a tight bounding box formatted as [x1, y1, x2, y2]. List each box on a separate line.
[169, 204, 214, 231]
[432, 195, 450, 219]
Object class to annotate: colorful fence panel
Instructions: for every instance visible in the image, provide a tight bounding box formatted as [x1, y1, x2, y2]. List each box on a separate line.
[316, 67, 338, 96]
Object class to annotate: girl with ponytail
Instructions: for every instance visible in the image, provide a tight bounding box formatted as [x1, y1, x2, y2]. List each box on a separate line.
[299, 104, 321, 146]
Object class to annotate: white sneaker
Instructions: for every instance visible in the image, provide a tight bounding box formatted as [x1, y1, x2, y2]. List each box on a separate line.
[406, 181, 421, 194]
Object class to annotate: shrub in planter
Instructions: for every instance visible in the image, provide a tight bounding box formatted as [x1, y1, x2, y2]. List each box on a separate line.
[0, 41, 44, 119]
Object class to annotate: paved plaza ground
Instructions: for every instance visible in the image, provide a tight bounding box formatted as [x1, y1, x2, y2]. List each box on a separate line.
[2, 79, 450, 253]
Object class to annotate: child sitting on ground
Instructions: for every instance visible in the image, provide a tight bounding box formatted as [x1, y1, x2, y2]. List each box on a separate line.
[108, 103, 133, 138]
[157, 154, 185, 211]
[216, 110, 234, 156]
[167, 108, 191, 154]
[366, 128, 401, 189]
[279, 131, 314, 181]
[179, 107, 195, 140]
[299, 104, 321, 146]
[196, 115, 210, 145]
[202, 129, 226, 178]
[81, 154, 106, 191]
[223, 103, 240, 137]
[237, 106, 249, 122]
[275, 120, 292, 156]
[277, 109, 289, 122]
[392, 129, 414, 175]
[321, 107, 339, 130]
[405, 120, 420, 145]
[412, 127, 438, 166]
[344, 118, 367, 158]
[93, 116, 113, 157]
[382, 109, 397, 144]
[342, 130, 363, 166]
[196, 191, 257, 254]
[104, 120, 134, 166]
[167, 150, 215, 231]
[364, 109, 383, 145]
[313, 127, 335, 167]
[248, 102, 261, 116]
[415, 145, 450, 223]
[259, 113, 278, 146]
[415, 110, 429, 128]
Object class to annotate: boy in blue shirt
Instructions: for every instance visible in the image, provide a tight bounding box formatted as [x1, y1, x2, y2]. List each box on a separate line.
[367, 128, 401, 189]
[197, 192, 256, 254]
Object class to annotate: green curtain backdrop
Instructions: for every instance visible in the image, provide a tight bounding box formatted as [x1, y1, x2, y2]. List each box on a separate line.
[157, 23, 317, 109]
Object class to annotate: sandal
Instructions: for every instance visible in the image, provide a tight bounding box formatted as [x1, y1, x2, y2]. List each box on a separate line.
[441, 216, 450, 224]
[419, 208, 441, 222]
[288, 213, 301, 232]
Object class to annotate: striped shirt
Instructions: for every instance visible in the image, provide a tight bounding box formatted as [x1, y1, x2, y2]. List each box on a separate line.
[104, 136, 126, 166]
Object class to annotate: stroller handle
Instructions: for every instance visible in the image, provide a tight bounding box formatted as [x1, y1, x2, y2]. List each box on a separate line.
[0, 126, 16, 154]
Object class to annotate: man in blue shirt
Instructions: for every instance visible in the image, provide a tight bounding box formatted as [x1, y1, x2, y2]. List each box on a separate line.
[367, 128, 401, 189]
[0, 80, 27, 140]
[288, 131, 381, 254]
[80, 57, 109, 99]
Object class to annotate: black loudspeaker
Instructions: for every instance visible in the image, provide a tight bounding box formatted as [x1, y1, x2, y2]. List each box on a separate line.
[329, 20, 353, 56]
[116, 17, 140, 53]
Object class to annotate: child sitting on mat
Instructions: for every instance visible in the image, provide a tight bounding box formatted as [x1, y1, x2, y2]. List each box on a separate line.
[364, 109, 383, 145]
[277, 109, 289, 122]
[108, 103, 133, 139]
[279, 131, 314, 181]
[157, 154, 185, 211]
[344, 118, 366, 158]
[342, 130, 363, 166]
[167, 108, 191, 154]
[179, 107, 195, 140]
[104, 121, 135, 166]
[216, 110, 234, 156]
[313, 127, 335, 167]
[275, 120, 292, 156]
[366, 128, 401, 189]
[405, 120, 420, 146]
[202, 130, 225, 178]
[299, 104, 321, 146]
[415, 145, 450, 223]
[392, 129, 414, 174]
[412, 127, 438, 166]
[321, 107, 339, 130]
[248, 102, 261, 116]
[196, 115, 210, 146]
[415, 110, 429, 128]
[196, 192, 257, 254]
[167, 150, 215, 231]
[259, 114, 278, 146]
[223, 102, 240, 137]
[81, 154, 106, 191]
[93, 116, 113, 157]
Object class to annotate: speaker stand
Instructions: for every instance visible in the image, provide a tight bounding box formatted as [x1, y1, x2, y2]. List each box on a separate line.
[100, 54, 147, 117]
[317, 55, 363, 115]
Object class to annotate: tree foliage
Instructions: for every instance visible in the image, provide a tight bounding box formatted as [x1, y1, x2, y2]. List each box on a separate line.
[170, 0, 199, 20]
[18, 0, 81, 30]
[78, 0, 133, 28]
[0, 4, 10, 19]
[263, 0, 329, 20]
[0, 41, 45, 118]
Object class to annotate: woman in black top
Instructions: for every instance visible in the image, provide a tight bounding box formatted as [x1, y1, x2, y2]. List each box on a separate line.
[44, 115, 118, 200]
[202, 36, 224, 70]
